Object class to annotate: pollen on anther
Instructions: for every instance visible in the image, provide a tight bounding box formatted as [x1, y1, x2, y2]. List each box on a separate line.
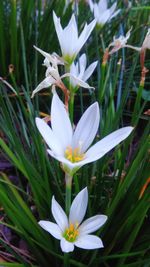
[65, 146, 85, 163]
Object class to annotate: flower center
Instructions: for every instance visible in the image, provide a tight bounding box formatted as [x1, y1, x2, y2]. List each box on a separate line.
[63, 223, 79, 242]
[65, 146, 85, 163]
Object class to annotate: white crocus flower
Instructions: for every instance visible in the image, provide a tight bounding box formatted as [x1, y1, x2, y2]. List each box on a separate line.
[39, 187, 107, 253]
[108, 29, 131, 54]
[35, 93, 133, 176]
[89, 0, 120, 28]
[53, 11, 96, 64]
[70, 53, 98, 90]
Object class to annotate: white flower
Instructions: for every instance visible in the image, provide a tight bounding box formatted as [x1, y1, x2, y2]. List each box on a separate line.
[89, 0, 120, 27]
[108, 29, 131, 54]
[70, 53, 98, 89]
[33, 45, 64, 67]
[31, 46, 66, 98]
[123, 28, 150, 53]
[35, 92, 133, 176]
[31, 47, 96, 97]
[53, 11, 96, 64]
[39, 187, 107, 253]
[31, 63, 63, 98]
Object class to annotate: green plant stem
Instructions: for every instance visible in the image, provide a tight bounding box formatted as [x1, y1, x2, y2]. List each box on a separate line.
[98, 62, 107, 104]
[69, 92, 75, 123]
[64, 173, 72, 267]
[65, 173, 73, 216]
[131, 83, 144, 125]
[64, 253, 70, 267]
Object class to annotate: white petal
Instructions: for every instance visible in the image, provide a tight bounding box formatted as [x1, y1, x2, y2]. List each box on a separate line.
[83, 61, 98, 82]
[38, 220, 62, 240]
[63, 14, 78, 56]
[93, 4, 100, 21]
[109, 9, 120, 20]
[34, 45, 60, 66]
[51, 93, 73, 150]
[65, 73, 94, 89]
[72, 102, 100, 153]
[53, 12, 64, 54]
[46, 66, 60, 80]
[98, 0, 107, 12]
[69, 63, 79, 88]
[79, 215, 107, 235]
[109, 2, 117, 16]
[78, 54, 87, 78]
[31, 76, 55, 98]
[70, 62, 78, 77]
[86, 127, 134, 161]
[75, 234, 104, 249]
[88, 0, 94, 12]
[69, 188, 88, 225]
[76, 19, 96, 56]
[35, 118, 63, 155]
[97, 9, 110, 25]
[52, 196, 68, 232]
[47, 149, 96, 171]
[60, 238, 74, 253]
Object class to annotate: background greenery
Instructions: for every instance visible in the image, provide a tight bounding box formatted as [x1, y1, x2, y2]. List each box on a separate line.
[0, 0, 150, 266]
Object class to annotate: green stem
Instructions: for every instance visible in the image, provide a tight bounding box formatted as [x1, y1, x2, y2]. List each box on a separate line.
[131, 83, 144, 125]
[69, 92, 75, 124]
[65, 173, 73, 216]
[98, 62, 107, 104]
[64, 63, 75, 124]
[64, 253, 70, 267]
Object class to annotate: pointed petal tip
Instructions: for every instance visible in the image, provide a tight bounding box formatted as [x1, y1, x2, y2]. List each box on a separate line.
[81, 187, 88, 196]
[31, 92, 34, 98]
[124, 126, 134, 134]
[53, 10, 57, 17]
[103, 214, 108, 221]
[38, 220, 47, 229]
[91, 101, 100, 116]
[52, 195, 55, 202]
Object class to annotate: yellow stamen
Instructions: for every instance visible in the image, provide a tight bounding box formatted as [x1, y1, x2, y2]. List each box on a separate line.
[63, 223, 79, 242]
[65, 146, 85, 163]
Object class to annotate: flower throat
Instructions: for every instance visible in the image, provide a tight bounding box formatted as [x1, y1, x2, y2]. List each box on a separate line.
[65, 146, 85, 163]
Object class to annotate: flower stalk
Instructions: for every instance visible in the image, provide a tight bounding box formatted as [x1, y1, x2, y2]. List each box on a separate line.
[69, 92, 75, 124]
[65, 173, 73, 216]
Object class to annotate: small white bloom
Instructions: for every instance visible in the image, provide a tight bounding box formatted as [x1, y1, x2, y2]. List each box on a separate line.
[89, 0, 120, 27]
[39, 187, 107, 253]
[34, 45, 64, 67]
[70, 53, 98, 89]
[108, 28, 131, 54]
[36, 92, 133, 176]
[31, 46, 66, 98]
[53, 11, 96, 64]
[32, 46, 96, 97]
[116, 29, 150, 53]
[31, 64, 63, 98]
